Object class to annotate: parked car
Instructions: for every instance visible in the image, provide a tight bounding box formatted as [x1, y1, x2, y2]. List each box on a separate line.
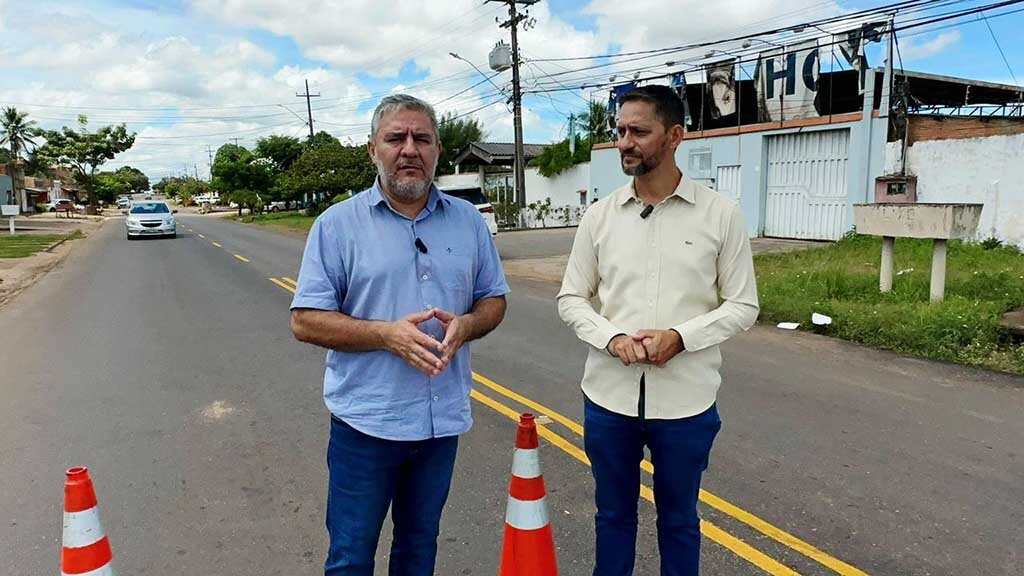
[116, 197, 130, 209]
[125, 201, 177, 239]
[44, 198, 73, 212]
[266, 201, 288, 212]
[439, 185, 498, 236]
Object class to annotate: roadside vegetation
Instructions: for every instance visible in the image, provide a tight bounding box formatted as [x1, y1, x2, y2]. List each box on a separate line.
[755, 234, 1024, 374]
[0, 231, 83, 258]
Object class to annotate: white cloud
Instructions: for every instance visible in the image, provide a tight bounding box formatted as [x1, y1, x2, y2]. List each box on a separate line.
[899, 30, 961, 62]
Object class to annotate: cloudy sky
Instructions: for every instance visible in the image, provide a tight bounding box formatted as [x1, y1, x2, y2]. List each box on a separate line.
[1, 0, 1020, 181]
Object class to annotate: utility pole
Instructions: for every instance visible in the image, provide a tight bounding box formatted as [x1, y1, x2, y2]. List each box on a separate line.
[491, 0, 536, 216]
[207, 146, 214, 180]
[568, 113, 576, 155]
[297, 79, 320, 140]
[230, 138, 241, 147]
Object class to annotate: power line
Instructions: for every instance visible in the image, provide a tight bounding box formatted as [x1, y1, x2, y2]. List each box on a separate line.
[521, 0, 1024, 95]
[977, 10, 1018, 84]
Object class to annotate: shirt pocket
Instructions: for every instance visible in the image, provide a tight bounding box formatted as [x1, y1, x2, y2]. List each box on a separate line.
[437, 245, 475, 313]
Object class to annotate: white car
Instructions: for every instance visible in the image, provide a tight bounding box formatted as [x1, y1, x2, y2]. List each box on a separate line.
[439, 185, 498, 236]
[126, 201, 177, 239]
[116, 197, 130, 209]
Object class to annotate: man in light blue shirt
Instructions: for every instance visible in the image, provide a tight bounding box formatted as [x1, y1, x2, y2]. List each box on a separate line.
[290, 94, 509, 576]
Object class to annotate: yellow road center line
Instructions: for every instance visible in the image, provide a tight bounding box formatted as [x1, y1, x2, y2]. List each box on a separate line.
[270, 278, 296, 293]
[469, 388, 801, 576]
[211, 242, 223, 248]
[282, 276, 298, 287]
[472, 373, 868, 576]
[234, 255, 250, 263]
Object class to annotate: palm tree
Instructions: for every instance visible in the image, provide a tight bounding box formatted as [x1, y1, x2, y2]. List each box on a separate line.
[1, 107, 40, 207]
[577, 100, 612, 143]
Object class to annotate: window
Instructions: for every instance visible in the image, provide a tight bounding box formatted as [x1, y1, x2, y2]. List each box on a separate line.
[579, 190, 587, 206]
[688, 149, 712, 178]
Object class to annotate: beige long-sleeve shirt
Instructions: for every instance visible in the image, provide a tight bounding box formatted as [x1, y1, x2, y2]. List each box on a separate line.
[557, 172, 759, 419]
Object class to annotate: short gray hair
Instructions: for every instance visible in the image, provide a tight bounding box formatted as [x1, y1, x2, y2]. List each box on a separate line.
[370, 94, 440, 141]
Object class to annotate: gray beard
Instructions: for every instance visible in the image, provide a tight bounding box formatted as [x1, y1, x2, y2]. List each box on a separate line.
[377, 162, 436, 203]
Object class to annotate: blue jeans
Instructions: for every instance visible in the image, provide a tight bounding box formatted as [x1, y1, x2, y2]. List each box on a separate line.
[584, 395, 722, 576]
[325, 416, 459, 576]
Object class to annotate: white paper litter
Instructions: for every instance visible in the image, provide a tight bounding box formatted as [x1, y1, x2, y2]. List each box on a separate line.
[812, 313, 833, 326]
[777, 322, 801, 330]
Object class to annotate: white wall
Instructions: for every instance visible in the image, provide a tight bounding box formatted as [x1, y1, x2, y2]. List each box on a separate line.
[884, 134, 1024, 248]
[521, 163, 591, 228]
[435, 173, 481, 189]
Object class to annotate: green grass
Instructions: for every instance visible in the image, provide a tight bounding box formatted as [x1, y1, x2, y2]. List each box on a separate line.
[0, 231, 82, 258]
[755, 234, 1024, 374]
[233, 212, 315, 233]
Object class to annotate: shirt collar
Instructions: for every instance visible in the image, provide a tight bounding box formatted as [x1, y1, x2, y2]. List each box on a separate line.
[616, 170, 697, 206]
[368, 177, 447, 216]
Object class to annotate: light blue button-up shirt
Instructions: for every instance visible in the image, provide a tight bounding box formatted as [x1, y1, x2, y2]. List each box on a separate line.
[291, 180, 509, 441]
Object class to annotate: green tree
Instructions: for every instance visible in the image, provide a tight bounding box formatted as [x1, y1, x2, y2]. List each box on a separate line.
[529, 136, 592, 178]
[211, 144, 274, 215]
[308, 130, 341, 149]
[256, 135, 305, 172]
[578, 100, 612, 143]
[115, 166, 150, 193]
[436, 112, 484, 176]
[94, 172, 130, 203]
[36, 115, 136, 212]
[282, 140, 375, 205]
[1, 106, 40, 206]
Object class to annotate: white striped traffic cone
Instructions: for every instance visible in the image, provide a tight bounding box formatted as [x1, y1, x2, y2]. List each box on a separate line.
[62, 467, 116, 576]
[499, 413, 558, 575]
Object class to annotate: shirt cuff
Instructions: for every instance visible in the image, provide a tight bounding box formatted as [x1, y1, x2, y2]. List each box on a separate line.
[290, 295, 340, 311]
[672, 318, 707, 353]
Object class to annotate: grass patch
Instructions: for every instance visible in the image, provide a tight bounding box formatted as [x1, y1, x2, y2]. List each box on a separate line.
[233, 212, 315, 233]
[755, 234, 1024, 374]
[0, 231, 82, 258]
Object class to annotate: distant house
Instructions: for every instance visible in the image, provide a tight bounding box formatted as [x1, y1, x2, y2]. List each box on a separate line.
[440, 142, 547, 204]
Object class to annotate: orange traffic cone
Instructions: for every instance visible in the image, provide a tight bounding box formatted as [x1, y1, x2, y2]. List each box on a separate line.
[62, 467, 116, 576]
[499, 413, 558, 575]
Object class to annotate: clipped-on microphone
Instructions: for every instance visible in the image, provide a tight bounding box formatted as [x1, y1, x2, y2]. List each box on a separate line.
[640, 205, 654, 219]
[414, 237, 428, 254]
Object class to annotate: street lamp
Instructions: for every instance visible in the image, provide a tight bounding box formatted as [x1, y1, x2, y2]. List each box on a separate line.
[449, 52, 508, 97]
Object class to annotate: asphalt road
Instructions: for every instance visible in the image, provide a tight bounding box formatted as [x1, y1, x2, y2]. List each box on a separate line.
[1, 215, 1021, 575]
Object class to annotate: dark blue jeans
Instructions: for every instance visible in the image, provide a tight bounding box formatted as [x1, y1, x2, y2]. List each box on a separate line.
[325, 416, 459, 576]
[584, 396, 722, 576]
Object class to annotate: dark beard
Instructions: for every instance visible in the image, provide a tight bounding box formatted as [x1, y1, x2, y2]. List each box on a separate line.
[622, 155, 656, 176]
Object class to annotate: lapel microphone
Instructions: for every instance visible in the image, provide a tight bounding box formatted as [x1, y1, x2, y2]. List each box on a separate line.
[640, 205, 654, 219]
[414, 237, 428, 254]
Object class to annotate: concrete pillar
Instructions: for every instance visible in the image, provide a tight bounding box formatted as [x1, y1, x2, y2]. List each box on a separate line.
[930, 239, 947, 303]
[880, 236, 894, 292]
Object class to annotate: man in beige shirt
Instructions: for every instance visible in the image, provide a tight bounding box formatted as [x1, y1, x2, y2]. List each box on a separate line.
[558, 85, 759, 575]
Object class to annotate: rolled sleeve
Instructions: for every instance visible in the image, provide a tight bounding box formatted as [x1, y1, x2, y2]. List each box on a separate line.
[672, 205, 759, 352]
[557, 211, 624, 353]
[291, 214, 347, 311]
[472, 215, 510, 302]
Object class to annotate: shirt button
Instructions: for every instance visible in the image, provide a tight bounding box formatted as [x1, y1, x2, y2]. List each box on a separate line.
[648, 301, 654, 307]
[421, 274, 429, 280]
[425, 304, 433, 310]
[650, 273, 656, 278]
[433, 396, 440, 402]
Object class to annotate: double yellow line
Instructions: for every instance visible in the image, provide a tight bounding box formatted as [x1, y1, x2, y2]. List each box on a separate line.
[267, 277, 868, 576]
